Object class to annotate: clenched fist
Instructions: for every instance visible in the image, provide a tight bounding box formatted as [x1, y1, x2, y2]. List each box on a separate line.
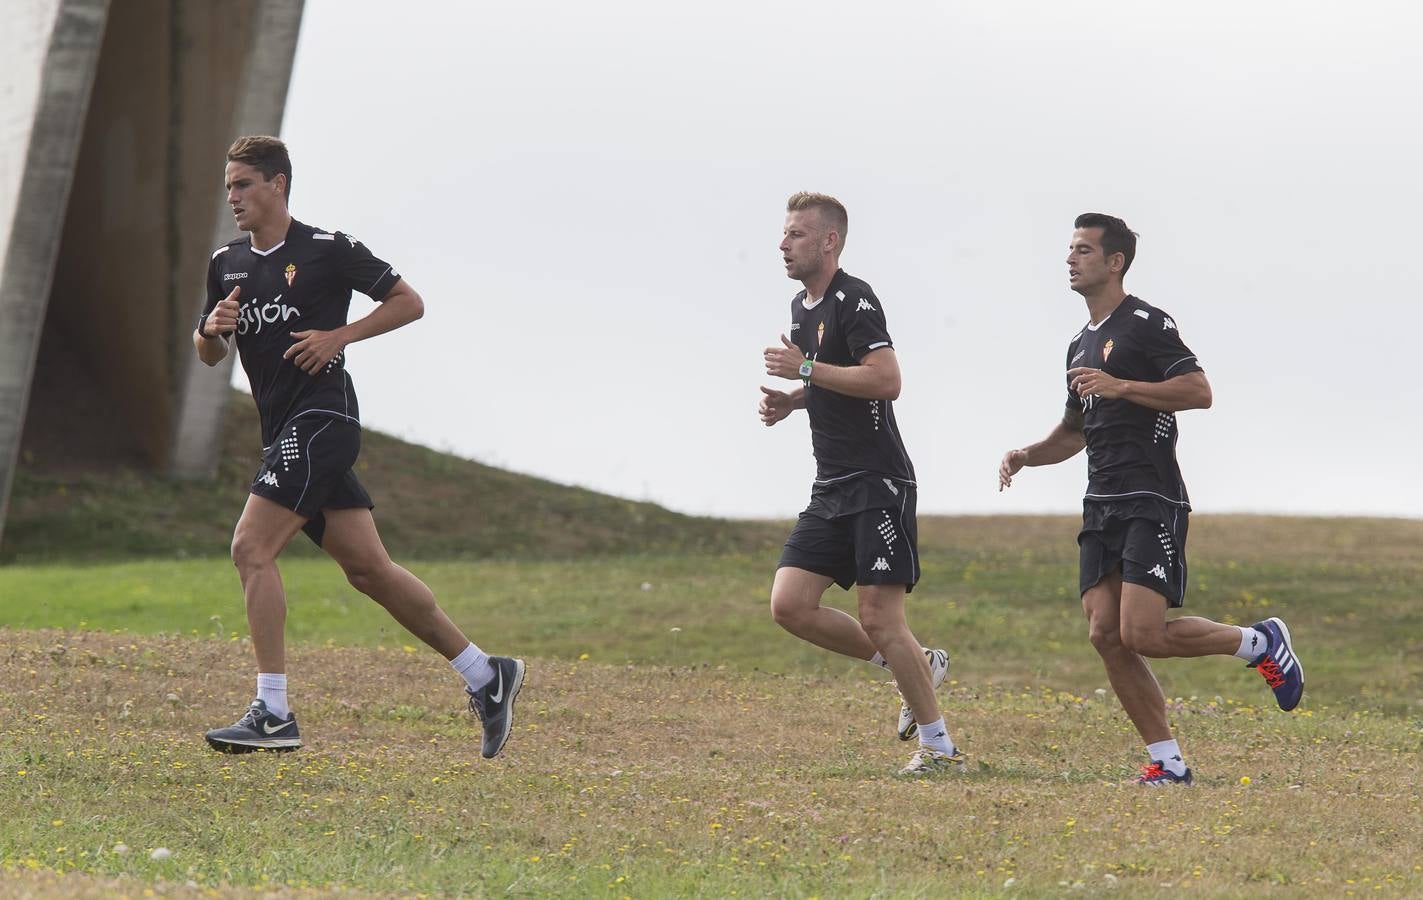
[204, 286, 241, 337]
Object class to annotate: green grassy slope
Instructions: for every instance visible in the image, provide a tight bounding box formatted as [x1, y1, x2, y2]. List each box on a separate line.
[3, 392, 781, 562]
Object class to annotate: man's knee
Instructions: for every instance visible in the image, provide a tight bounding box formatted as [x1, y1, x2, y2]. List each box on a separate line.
[856, 601, 901, 646]
[1086, 619, 1124, 655]
[1083, 596, 1125, 656]
[343, 558, 394, 598]
[231, 530, 276, 576]
[769, 589, 808, 631]
[1119, 622, 1168, 657]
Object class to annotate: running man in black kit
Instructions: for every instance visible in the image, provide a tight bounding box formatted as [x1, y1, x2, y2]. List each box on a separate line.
[760, 192, 961, 776]
[998, 213, 1304, 785]
[194, 136, 523, 758]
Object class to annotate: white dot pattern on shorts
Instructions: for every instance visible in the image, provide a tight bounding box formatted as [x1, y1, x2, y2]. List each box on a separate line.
[876, 512, 898, 555]
[279, 430, 300, 472]
[869, 400, 882, 431]
[1157, 525, 1176, 563]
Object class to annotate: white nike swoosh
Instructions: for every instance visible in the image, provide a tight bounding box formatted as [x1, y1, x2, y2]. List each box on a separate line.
[488, 668, 504, 704]
[262, 719, 292, 735]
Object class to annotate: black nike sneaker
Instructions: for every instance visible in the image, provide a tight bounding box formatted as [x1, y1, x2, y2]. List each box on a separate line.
[204, 699, 301, 753]
[465, 656, 525, 759]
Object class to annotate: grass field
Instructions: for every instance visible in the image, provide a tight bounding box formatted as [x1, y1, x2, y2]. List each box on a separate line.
[3, 515, 1422, 897]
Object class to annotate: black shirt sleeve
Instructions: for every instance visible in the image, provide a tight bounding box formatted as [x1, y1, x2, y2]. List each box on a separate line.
[840, 288, 894, 361]
[1139, 310, 1203, 379]
[335, 233, 401, 301]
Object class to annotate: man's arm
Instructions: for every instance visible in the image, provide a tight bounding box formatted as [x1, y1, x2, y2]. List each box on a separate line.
[805, 346, 901, 400]
[193, 285, 240, 366]
[998, 406, 1086, 490]
[193, 329, 230, 366]
[758, 385, 805, 426]
[763, 335, 901, 400]
[1066, 368, 1212, 412]
[284, 279, 425, 375]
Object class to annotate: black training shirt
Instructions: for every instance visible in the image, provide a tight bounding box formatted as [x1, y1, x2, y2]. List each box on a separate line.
[789, 269, 916, 495]
[201, 219, 401, 446]
[1064, 294, 1203, 508]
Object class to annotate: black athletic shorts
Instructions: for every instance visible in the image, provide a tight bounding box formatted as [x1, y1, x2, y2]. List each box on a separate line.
[250, 415, 373, 547]
[778, 481, 920, 592]
[1078, 498, 1189, 607]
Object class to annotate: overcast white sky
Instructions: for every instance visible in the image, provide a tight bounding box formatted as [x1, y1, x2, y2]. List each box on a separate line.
[238, 0, 1423, 519]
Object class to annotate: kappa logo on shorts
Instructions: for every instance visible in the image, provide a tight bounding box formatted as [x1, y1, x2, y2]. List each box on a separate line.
[1148, 563, 1167, 581]
[870, 557, 891, 572]
[258, 470, 280, 488]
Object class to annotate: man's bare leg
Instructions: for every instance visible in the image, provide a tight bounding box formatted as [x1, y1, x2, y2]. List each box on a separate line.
[1118, 582, 1241, 659]
[319, 508, 469, 659]
[769, 567, 878, 659]
[204, 494, 309, 752]
[320, 507, 523, 758]
[230, 493, 308, 673]
[1082, 572, 1171, 745]
[857, 584, 940, 728]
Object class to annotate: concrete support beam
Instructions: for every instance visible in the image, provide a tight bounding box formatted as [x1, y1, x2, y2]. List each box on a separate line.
[0, 0, 109, 546]
[0, 0, 305, 548]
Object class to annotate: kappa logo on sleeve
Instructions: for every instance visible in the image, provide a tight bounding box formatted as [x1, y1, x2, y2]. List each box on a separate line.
[855, 298, 876, 312]
[1163, 317, 1177, 331]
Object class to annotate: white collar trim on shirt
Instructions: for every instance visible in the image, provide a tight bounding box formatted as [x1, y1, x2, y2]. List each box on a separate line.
[801, 294, 825, 310]
[1086, 312, 1112, 331]
[250, 240, 286, 257]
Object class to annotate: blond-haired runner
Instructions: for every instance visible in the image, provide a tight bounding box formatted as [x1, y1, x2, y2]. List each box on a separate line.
[759, 192, 961, 776]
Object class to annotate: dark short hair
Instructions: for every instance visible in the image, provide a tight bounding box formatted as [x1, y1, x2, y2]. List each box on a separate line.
[227, 135, 292, 200]
[1074, 212, 1137, 276]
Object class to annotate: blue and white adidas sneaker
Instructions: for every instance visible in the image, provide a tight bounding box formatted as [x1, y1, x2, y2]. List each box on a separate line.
[1248, 617, 1304, 711]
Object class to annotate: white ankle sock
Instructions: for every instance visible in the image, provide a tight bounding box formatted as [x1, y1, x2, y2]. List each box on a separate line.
[451, 643, 495, 691]
[867, 651, 891, 670]
[256, 672, 289, 719]
[1147, 739, 1187, 775]
[917, 718, 955, 755]
[1234, 625, 1264, 660]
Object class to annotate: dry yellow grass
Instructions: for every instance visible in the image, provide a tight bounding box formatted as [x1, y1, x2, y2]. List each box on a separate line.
[3, 627, 1420, 897]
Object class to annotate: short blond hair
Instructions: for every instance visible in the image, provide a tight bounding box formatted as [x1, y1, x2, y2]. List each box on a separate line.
[786, 191, 848, 249]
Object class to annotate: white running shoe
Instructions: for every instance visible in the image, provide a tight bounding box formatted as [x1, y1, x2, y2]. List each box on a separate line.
[896, 648, 950, 741]
[897, 746, 967, 777]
